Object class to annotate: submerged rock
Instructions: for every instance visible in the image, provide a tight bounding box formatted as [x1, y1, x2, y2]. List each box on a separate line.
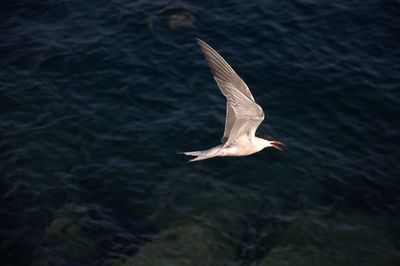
[32, 204, 101, 266]
[256, 212, 400, 266]
[147, 5, 195, 31]
[166, 13, 195, 30]
[109, 224, 236, 266]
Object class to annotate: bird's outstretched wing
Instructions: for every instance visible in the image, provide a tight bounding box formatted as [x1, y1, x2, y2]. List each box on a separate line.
[196, 38, 264, 145]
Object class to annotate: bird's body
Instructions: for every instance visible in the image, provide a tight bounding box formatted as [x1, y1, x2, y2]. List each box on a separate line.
[181, 38, 284, 162]
[185, 137, 270, 162]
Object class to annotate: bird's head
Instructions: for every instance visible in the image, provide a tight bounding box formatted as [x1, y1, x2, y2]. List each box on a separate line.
[258, 134, 285, 152]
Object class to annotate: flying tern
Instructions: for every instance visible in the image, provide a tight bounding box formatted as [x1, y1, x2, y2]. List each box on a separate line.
[181, 38, 284, 162]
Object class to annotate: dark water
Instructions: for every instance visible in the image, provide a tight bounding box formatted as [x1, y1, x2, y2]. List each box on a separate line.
[1, 0, 400, 265]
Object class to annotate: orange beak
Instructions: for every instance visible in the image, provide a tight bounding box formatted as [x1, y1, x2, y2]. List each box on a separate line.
[271, 140, 285, 152]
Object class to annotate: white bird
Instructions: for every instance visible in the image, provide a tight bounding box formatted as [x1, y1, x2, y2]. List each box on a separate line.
[181, 38, 284, 162]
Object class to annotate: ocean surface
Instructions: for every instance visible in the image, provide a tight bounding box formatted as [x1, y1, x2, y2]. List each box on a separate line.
[1, 0, 400, 265]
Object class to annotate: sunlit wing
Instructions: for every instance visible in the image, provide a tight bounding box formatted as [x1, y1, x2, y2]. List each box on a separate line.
[196, 38, 265, 145]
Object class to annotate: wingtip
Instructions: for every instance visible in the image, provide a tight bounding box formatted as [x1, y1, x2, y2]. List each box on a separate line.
[195, 37, 206, 47]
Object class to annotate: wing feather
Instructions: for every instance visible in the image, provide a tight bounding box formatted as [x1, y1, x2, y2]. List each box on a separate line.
[196, 38, 264, 144]
[196, 38, 255, 101]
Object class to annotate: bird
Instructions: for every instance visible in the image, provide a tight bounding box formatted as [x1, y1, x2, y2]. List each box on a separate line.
[181, 38, 284, 162]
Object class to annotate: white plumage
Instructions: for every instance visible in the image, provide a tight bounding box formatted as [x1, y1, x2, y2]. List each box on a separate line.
[181, 38, 284, 162]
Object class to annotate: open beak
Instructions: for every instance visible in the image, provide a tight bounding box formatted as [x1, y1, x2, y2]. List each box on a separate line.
[271, 140, 285, 152]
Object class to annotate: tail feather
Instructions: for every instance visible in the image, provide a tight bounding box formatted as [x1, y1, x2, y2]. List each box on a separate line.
[188, 156, 209, 162]
[179, 151, 202, 157]
[179, 146, 222, 162]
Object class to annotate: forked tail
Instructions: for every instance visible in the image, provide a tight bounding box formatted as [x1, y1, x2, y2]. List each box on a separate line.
[179, 146, 222, 162]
